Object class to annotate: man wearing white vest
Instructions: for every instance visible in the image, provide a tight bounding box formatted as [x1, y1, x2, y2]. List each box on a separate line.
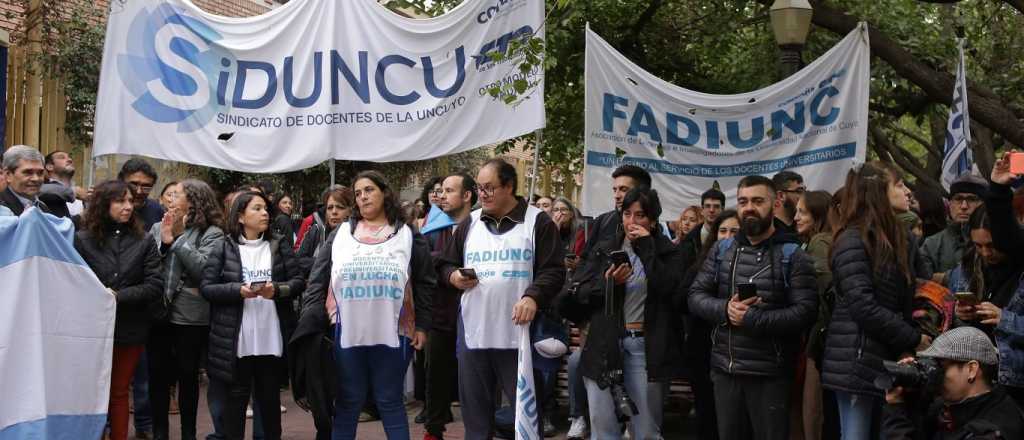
[438, 159, 565, 440]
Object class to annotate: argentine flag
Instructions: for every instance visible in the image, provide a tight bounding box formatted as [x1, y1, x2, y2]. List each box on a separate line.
[0, 208, 116, 439]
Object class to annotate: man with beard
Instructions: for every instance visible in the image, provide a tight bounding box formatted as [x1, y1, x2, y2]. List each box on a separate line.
[422, 172, 476, 440]
[688, 175, 818, 440]
[117, 158, 165, 230]
[41, 150, 84, 217]
[772, 171, 804, 234]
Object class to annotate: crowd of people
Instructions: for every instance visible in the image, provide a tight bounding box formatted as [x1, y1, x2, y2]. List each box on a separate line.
[3, 142, 1024, 440]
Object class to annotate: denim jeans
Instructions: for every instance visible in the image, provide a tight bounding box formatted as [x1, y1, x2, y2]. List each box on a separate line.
[834, 391, 880, 440]
[133, 351, 153, 434]
[333, 336, 413, 440]
[567, 349, 588, 418]
[583, 336, 664, 440]
[208, 385, 265, 440]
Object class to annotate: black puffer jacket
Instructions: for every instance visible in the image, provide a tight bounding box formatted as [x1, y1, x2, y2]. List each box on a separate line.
[574, 230, 687, 382]
[200, 235, 305, 384]
[688, 228, 818, 377]
[822, 228, 928, 397]
[75, 225, 163, 345]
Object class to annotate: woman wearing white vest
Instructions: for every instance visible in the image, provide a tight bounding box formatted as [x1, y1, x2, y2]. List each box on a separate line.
[297, 170, 435, 440]
[200, 191, 305, 440]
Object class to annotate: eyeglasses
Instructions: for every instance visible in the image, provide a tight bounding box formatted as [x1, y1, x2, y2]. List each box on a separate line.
[431, 189, 444, 196]
[476, 185, 499, 197]
[553, 207, 572, 214]
[127, 182, 154, 194]
[951, 195, 982, 206]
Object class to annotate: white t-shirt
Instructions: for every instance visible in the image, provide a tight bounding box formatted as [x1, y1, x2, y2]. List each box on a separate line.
[236, 236, 283, 358]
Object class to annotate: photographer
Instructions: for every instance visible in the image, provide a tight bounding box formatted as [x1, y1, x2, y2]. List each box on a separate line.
[883, 327, 1024, 439]
[571, 187, 685, 440]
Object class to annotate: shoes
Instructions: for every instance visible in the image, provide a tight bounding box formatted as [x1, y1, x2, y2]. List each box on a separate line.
[169, 387, 180, 415]
[414, 407, 426, 424]
[358, 411, 379, 422]
[280, 405, 287, 414]
[423, 433, 443, 440]
[542, 415, 557, 438]
[245, 406, 253, 418]
[567, 416, 588, 440]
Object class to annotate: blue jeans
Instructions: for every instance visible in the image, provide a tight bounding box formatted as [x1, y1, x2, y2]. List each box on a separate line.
[333, 337, 413, 440]
[567, 349, 588, 418]
[834, 391, 879, 440]
[133, 351, 153, 433]
[208, 381, 266, 440]
[583, 336, 664, 440]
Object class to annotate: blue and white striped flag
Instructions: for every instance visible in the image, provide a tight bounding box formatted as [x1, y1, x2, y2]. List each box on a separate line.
[515, 325, 541, 440]
[941, 39, 973, 191]
[0, 208, 116, 439]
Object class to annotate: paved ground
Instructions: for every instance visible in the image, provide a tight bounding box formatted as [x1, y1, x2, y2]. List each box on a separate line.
[142, 384, 696, 439]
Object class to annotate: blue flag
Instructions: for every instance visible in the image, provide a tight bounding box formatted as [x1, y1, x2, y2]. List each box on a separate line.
[420, 204, 456, 235]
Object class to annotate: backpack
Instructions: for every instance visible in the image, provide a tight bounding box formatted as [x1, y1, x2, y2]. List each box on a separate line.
[713, 237, 800, 288]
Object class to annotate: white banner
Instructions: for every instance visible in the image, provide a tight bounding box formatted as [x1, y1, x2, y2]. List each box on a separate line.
[514, 325, 540, 440]
[94, 0, 544, 172]
[582, 24, 870, 219]
[940, 38, 972, 191]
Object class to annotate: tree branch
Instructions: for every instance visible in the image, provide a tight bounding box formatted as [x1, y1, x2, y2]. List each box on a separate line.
[623, 0, 664, 63]
[1003, 0, 1024, 15]
[886, 122, 943, 161]
[870, 124, 945, 194]
[764, 0, 1024, 148]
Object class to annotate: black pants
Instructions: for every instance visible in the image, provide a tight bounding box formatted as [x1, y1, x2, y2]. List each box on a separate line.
[424, 328, 458, 436]
[149, 323, 208, 440]
[223, 356, 282, 440]
[710, 370, 792, 440]
[685, 321, 719, 440]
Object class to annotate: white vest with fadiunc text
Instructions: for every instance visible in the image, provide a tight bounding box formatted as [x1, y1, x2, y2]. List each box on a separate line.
[330, 222, 413, 349]
[460, 206, 541, 349]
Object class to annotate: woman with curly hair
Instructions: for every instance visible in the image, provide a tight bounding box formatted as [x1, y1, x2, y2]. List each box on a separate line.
[147, 179, 226, 440]
[74, 180, 163, 440]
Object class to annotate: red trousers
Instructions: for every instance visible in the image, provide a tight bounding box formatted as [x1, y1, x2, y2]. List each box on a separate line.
[109, 345, 144, 440]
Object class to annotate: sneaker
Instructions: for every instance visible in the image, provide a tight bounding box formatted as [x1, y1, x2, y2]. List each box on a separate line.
[414, 407, 426, 424]
[358, 411, 379, 422]
[567, 416, 588, 440]
[423, 433, 443, 440]
[542, 415, 557, 438]
[280, 405, 287, 414]
[245, 406, 253, 418]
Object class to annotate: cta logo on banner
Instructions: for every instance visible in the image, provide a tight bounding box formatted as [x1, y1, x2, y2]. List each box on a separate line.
[581, 24, 870, 219]
[94, 0, 544, 172]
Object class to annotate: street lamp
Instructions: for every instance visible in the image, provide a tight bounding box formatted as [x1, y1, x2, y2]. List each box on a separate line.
[770, 0, 813, 79]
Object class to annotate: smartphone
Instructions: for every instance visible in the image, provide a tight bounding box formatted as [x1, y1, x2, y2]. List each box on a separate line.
[458, 268, 478, 280]
[736, 283, 758, 301]
[249, 280, 267, 290]
[608, 250, 630, 267]
[1010, 152, 1024, 175]
[955, 291, 980, 306]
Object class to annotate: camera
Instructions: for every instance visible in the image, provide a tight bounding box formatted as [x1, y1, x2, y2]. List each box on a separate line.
[605, 369, 639, 417]
[873, 358, 942, 393]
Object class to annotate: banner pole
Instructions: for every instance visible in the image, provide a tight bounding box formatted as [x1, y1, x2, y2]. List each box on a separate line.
[528, 130, 542, 199]
[87, 154, 95, 188]
[330, 159, 336, 186]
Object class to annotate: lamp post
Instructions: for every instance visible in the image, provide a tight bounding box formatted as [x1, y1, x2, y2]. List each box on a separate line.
[770, 0, 813, 79]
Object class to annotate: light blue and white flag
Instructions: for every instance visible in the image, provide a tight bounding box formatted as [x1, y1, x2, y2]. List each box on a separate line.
[941, 39, 973, 191]
[0, 208, 116, 439]
[514, 325, 540, 440]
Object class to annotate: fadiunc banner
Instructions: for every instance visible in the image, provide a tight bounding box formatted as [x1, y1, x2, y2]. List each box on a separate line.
[581, 24, 869, 219]
[93, 0, 544, 172]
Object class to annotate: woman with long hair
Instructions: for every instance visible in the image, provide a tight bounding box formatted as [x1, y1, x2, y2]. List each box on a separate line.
[822, 162, 930, 440]
[677, 209, 738, 440]
[793, 190, 835, 440]
[297, 171, 435, 440]
[551, 197, 585, 266]
[74, 180, 163, 440]
[201, 191, 305, 440]
[147, 179, 226, 440]
[159, 181, 180, 210]
[296, 185, 354, 275]
[675, 205, 704, 245]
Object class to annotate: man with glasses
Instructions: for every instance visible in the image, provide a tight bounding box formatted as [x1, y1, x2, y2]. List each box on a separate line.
[437, 159, 564, 440]
[922, 174, 989, 283]
[772, 170, 805, 233]
[117, 158, 165, 230]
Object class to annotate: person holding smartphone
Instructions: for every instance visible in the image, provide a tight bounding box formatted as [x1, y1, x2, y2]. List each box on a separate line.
[688, 175, 818, 440]
[200, 191, 305, 440]
[568, 187, 685, 440]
